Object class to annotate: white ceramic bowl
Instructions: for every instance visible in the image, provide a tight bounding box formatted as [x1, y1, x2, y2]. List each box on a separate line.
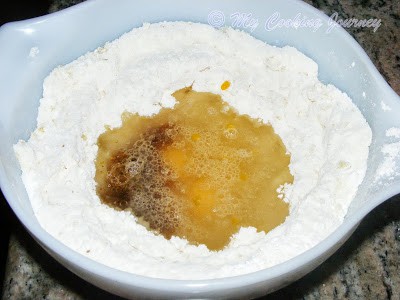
[1, 0, 399, 299]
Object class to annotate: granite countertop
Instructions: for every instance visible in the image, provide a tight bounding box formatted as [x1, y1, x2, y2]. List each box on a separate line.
[2, 0, 400, 299]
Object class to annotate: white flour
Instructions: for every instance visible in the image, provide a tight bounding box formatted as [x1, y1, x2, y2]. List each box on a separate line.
[375, 127, 400, 182]
[386, 127, 400, 139]
[381, 100, 392, 111]
[28, 46, 39, 58]
[14, 22, 372, 279]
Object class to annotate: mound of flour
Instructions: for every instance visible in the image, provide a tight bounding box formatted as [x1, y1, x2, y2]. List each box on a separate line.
[14, 22, 372, 279]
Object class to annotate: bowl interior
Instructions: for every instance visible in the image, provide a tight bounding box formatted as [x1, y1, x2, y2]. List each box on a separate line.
[0, 0, 400, 296]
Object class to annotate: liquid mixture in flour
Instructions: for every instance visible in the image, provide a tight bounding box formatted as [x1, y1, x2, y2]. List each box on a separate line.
[95, 86, 292, 250]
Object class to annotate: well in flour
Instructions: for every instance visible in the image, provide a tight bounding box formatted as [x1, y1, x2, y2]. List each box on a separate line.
[95, 85, 293, 251]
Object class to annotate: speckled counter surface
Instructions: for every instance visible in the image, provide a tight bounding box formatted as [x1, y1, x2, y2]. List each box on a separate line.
[2, 1, 400, 299]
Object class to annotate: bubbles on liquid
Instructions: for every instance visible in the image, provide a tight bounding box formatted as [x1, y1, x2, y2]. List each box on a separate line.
[125, 159, 144, 176]
[237, 148, 252, 158]
[223, 127, 238, 139]
[207, 107, 217, 115]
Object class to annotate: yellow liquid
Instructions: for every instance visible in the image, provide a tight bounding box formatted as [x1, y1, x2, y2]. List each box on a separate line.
[95, 86, 293, 250]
